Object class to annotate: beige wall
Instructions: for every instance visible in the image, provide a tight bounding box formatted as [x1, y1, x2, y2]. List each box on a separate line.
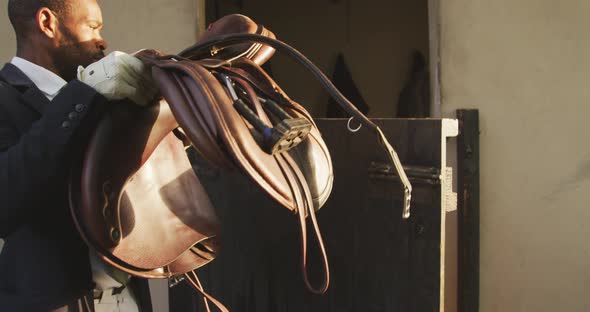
[441, 0, 590, 311]
[0, 0, 16, 62]
[99, 0, 199, 55]
[0, 0, 199, 62]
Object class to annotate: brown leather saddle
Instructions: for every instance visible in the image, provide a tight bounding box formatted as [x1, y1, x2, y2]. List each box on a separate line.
[69, 13, 412, 309]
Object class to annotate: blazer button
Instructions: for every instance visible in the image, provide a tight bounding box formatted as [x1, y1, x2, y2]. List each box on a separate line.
[68, 112, 78, 120]
[75, 104, 86, 113]
[61, 121, 71, 129]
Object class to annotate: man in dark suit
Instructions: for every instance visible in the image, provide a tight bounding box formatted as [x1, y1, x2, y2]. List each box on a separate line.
[0, 0, 156, 310]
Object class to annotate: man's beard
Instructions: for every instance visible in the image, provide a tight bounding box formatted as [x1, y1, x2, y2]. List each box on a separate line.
[53, 26, 105, 81]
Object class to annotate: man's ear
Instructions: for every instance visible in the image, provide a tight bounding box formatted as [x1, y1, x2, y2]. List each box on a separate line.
[36, 7, 59, 39]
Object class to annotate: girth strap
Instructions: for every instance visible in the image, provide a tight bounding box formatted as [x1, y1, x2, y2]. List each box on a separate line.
[232, 75, 330, 293]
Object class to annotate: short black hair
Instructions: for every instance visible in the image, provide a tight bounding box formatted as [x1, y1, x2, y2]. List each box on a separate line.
[8, 0, 72, 37]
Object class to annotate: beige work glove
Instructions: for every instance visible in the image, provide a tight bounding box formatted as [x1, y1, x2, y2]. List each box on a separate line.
[77, 51, 157, 106]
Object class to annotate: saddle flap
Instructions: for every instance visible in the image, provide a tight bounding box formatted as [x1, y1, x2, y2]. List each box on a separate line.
[70, 100, 221, 275]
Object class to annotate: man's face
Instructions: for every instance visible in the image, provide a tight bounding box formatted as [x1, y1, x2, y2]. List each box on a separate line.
[52, 0, 107, 80]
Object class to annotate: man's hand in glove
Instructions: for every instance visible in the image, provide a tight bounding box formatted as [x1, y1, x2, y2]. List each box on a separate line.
[77, 51, 157, 106]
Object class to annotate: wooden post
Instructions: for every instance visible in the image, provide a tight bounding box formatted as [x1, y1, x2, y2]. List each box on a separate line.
[195, 0, 206, 38]
[428, 0, 441, 118]
[457, 109, 480, 312]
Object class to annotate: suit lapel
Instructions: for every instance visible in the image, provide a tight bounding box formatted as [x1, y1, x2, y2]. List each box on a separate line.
[0, 63, 49, 116]
[20, 88, 49, 115]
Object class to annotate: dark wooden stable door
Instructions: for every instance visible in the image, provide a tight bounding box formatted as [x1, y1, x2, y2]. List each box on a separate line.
[170, 118, 457, 312]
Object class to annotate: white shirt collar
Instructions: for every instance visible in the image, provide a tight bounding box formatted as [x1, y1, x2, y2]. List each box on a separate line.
[10, 56, 67, 101]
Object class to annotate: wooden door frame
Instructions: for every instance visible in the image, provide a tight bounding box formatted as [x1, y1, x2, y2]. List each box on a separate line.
[429, 0, 442, 118]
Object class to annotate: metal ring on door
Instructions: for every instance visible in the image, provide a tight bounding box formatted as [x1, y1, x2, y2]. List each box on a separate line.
[347, 117, 362, 133]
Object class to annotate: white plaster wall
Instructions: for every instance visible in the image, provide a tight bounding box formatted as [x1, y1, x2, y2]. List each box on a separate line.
[441, 1, 590, 311]
[0, 0, 199, 61]
[98, 0, 199, 55]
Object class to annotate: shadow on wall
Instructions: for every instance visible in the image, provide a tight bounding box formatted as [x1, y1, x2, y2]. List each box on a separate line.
[326, 52, 370, 118]
[325, 50, 431, 118]
[396, 50, 431, 118]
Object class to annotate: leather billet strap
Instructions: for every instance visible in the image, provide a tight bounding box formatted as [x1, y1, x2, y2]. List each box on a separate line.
[178, 33, 413, 219]
[185, 271, 229, 312]
[282, 152, 330, 294]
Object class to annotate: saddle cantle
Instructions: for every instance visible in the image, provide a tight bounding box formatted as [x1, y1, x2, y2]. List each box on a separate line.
[183, 14, 276, 65]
